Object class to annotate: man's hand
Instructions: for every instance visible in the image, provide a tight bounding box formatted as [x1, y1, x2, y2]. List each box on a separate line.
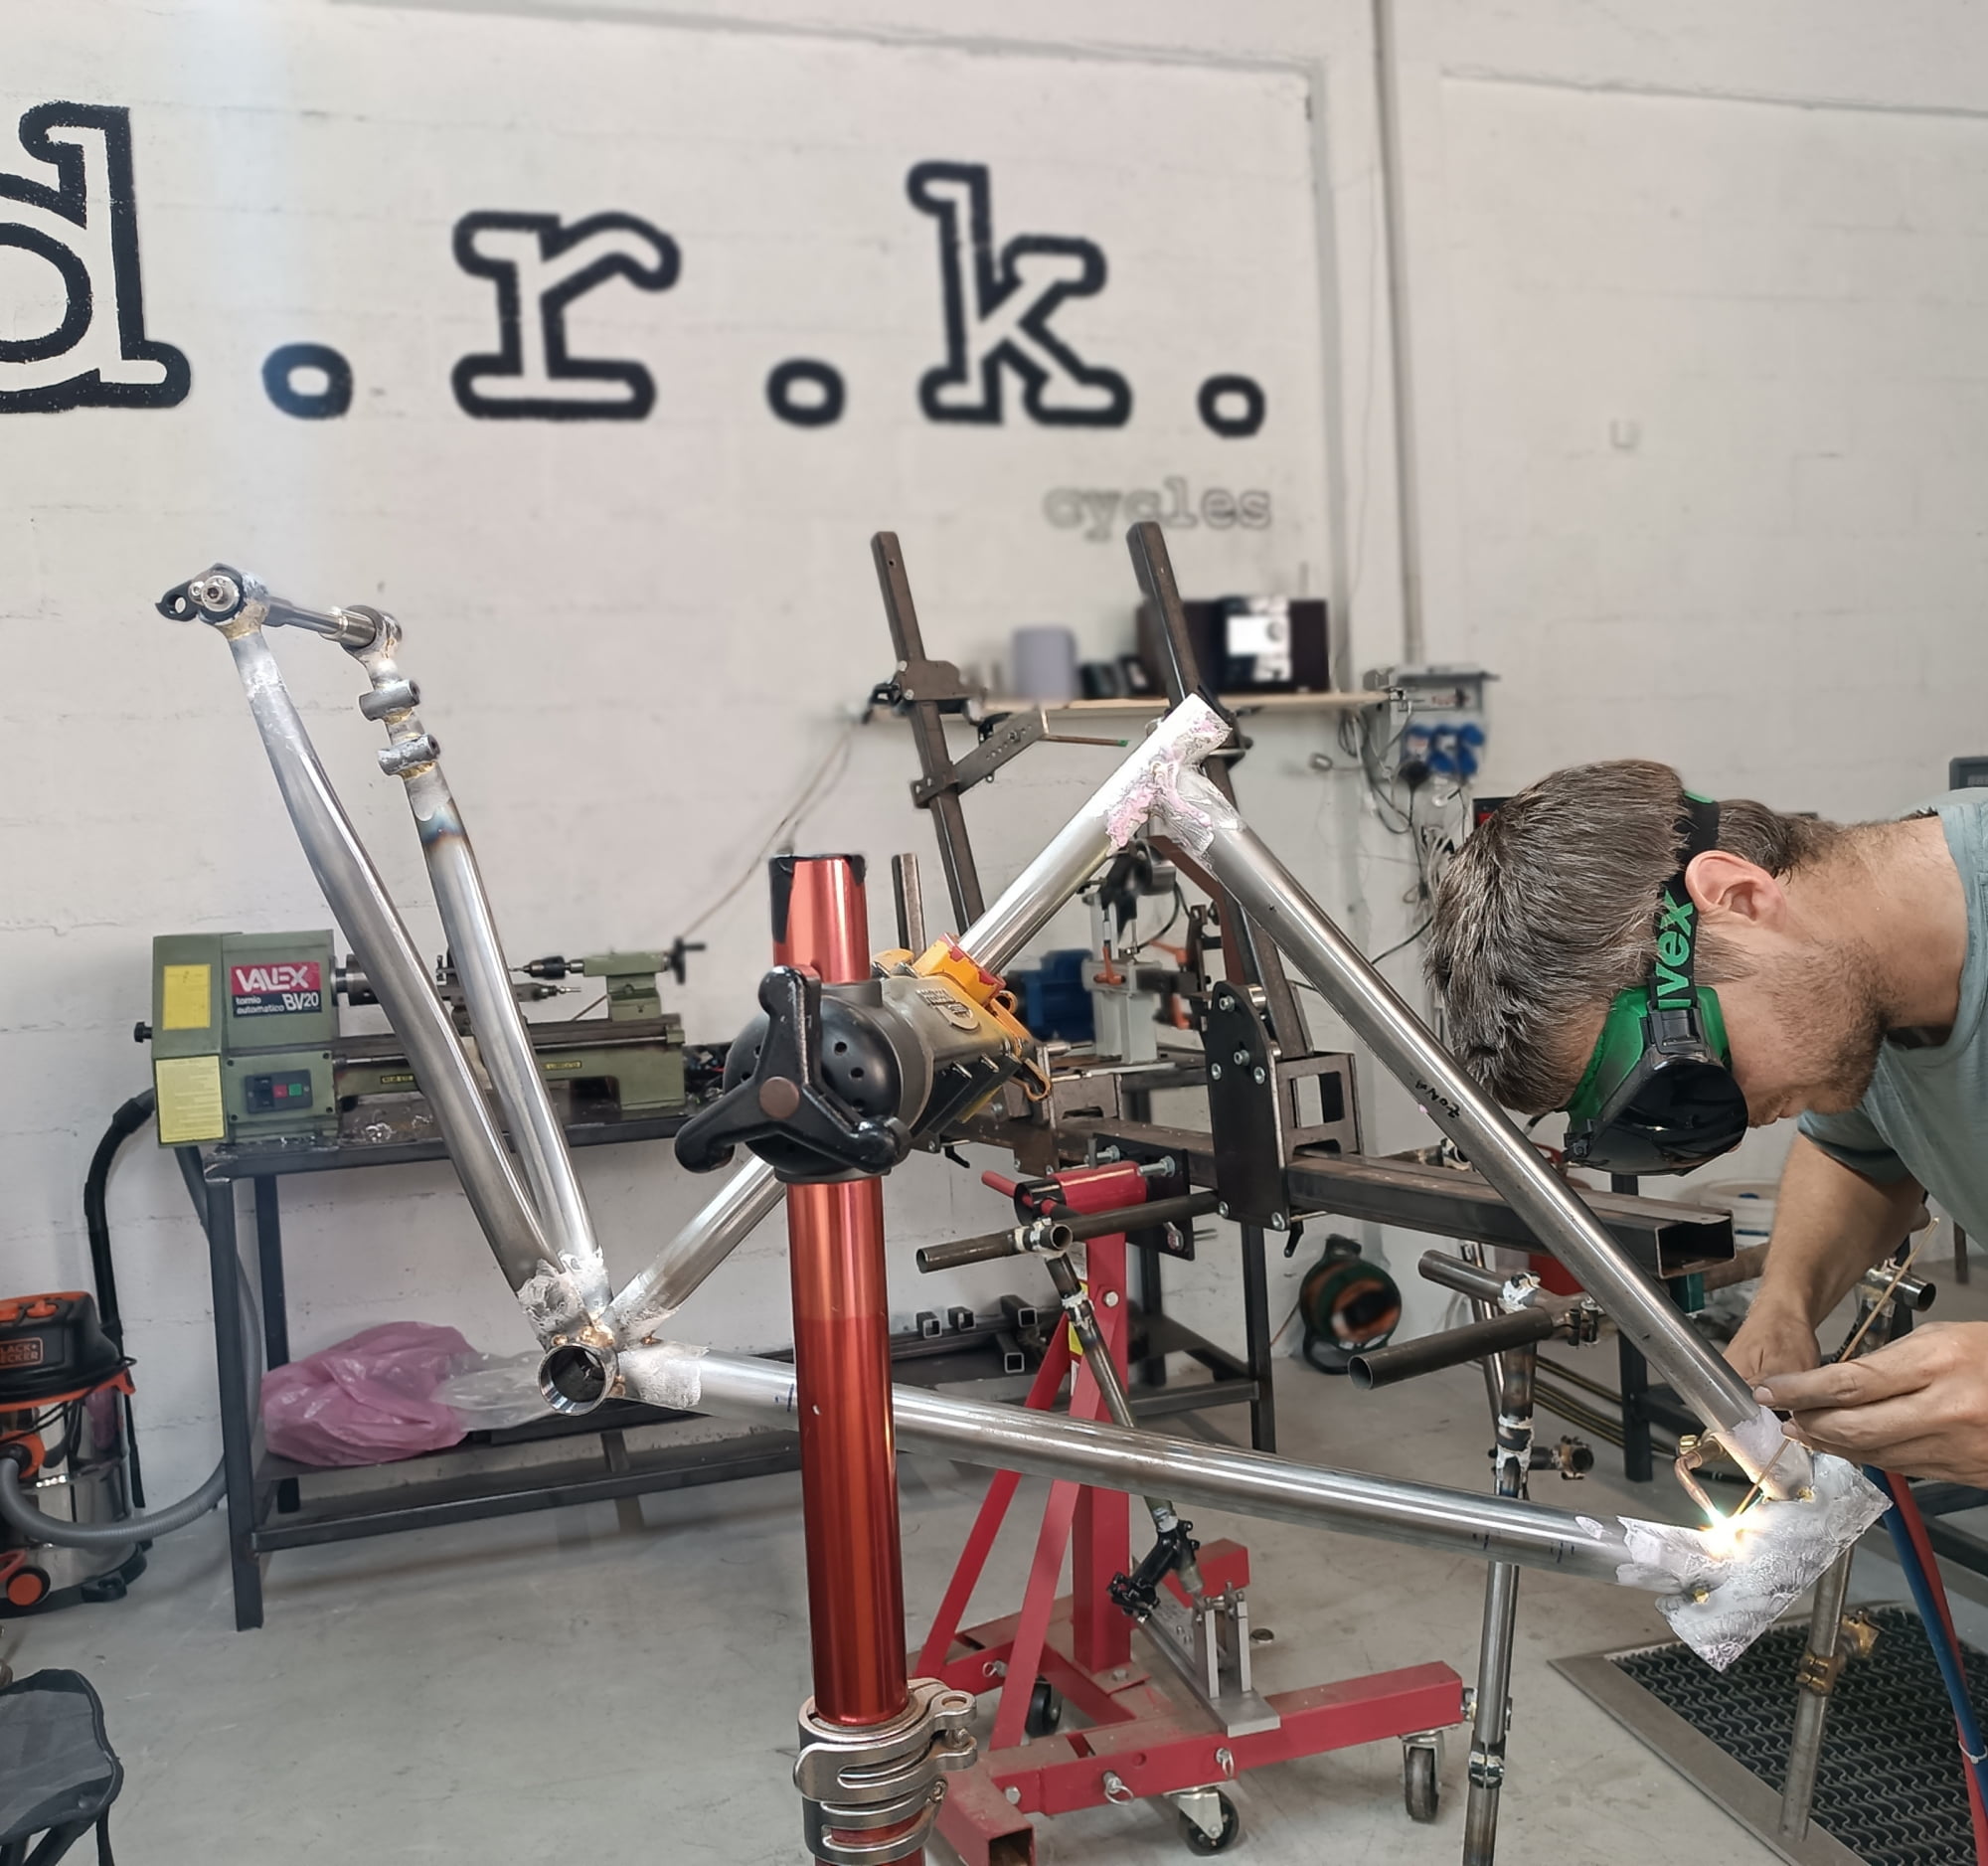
[1723, 1296, 1821, 1387]
[1754, 1321, 1988, 1485]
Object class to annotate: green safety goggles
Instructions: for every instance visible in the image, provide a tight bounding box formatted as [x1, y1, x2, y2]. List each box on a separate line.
[1561, 796, 1749, 1176]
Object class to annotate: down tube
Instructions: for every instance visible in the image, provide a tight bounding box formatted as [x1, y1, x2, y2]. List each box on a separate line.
[1162, 768, 1794, 1489]
[629, 1346, 1640, 1586]
[605, 697, 1233, 1342]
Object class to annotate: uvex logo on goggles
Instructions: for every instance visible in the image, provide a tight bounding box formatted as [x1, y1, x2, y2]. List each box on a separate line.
[1651, 889, 1696, 1003]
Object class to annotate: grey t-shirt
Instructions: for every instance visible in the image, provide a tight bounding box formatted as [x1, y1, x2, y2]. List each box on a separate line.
[1798, 788, 1988, 1236]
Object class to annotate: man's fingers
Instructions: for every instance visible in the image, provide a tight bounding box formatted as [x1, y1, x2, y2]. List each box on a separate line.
[1782, 1394, 1932, 1459]
[1754, 1344, 1933, 1413]
[1789, 1419, 1965, 1482]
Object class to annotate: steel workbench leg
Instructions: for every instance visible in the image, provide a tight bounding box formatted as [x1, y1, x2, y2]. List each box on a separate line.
[1617, 1337, 1654, 1484]
[253, 1177, 300, 1515]
[201, 1171, 265, 1629]
[253, 1177, 290, 1368]
[1609, 1173, 1654, 1483]
[1241, 1223, 1277, 1453]
[1136, 1241, 1169, 1390]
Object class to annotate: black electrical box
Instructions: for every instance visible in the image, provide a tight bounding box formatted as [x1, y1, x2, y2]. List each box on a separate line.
[1136, 595, 1331, 696]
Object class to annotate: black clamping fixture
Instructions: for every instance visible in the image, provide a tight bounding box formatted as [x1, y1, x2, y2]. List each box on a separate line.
[673, 967, 909, 1181]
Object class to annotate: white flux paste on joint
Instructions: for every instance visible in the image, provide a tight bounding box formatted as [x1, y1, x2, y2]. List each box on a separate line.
[518, 1263, 588, 1337]
[618, 1340, 709, 1411]
[1103, 700, 1234, 851]
[1580, 1452, 1888, 1671]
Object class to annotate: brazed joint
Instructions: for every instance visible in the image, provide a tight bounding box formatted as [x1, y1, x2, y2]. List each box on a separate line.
[358, 679, 420, 721]
[1794, 1649, 1846, 1696]
[379, 736, 440, 778]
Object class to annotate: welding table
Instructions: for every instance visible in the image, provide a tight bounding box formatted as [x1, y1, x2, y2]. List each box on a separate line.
[187, 1113, 1271, 1630]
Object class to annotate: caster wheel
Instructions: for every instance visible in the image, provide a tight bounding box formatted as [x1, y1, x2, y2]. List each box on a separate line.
[1023, 1677, 1064, 1739]
[1404, 1744, 1439, 1823]
[1178, 1791, 1242, 1855]
[80, 1574, 127, 1605]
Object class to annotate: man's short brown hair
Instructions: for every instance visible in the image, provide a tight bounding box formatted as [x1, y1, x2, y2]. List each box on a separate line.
[1424, 761, 1843, 1113]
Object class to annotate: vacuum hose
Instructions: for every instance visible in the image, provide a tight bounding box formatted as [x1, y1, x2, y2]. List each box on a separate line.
[0, 1114, 257, 1550]
[83, 1088, 157, 1504]
[0, 1449, 225, 1548]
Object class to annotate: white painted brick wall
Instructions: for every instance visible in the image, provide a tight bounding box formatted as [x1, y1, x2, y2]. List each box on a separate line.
[3, 0, 1420, 1497]
[11, 0, 1988, 1506]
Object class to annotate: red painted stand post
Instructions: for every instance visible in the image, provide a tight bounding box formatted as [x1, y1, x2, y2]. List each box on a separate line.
[775, 854, 919, 1864]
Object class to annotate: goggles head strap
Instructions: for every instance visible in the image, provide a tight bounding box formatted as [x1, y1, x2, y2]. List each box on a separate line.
[1645, 794, 1721, 1043]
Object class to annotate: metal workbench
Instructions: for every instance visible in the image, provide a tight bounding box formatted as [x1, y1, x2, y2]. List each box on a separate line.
[187, 1111, 1269, 1629]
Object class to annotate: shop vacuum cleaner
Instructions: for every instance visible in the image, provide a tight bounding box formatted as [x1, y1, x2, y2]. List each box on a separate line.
[0, 1090, 230, 1614]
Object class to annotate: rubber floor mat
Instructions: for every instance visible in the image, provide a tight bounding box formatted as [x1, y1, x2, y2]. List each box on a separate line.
[1608, 1605, 1981, 1866]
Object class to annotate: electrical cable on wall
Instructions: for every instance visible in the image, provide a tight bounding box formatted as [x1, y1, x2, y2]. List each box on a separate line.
[678, 718, 862, 940]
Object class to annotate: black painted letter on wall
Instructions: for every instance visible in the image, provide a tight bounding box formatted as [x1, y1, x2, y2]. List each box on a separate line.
[0, 102, 190, 413]
[451, 211, 680, 420]
[907, 161, 1130, 427]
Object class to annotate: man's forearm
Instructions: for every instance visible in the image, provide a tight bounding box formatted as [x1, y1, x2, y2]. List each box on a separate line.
[1756, 1133, 1922, 1325]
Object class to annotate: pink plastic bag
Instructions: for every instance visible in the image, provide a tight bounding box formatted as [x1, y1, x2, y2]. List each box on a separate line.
[260, 1321, 475, 1467]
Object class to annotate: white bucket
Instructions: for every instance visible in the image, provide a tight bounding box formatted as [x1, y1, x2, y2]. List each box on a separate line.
[1696, 1179, 1778, 1249]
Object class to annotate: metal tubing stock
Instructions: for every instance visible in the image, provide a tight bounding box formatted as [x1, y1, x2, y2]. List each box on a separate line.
[201, 619, 556, 1312]
[647, 1348, 1642, 1585]
[1419, 1251, 1512, 1307]
[1165, 769, 1794, 1490]
[610, 700, 1224, 1343]
[914, 1193, 1217, 1272]
[1349, 1308, 1558, 1391]
[350, 618, 611, 1326]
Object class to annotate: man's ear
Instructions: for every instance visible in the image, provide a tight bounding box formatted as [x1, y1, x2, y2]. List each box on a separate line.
[1686, 849, 1785, 933]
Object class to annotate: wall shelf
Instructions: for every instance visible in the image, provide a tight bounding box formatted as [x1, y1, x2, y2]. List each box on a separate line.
[973, 689, 1401, 720]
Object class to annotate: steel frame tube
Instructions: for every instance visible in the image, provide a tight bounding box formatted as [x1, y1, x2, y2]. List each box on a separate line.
[638, 1347, 1642, 1585]
[1157, 764, 1798, 1493]
[605, 1159, 788, 1340]
[609, 699, 1228, 1344]
[1464, 1345, 1536, 1866]
[347, 616, 611, 1327]
[1778, 1547, 1854, 1839]
[194, 614, 558, 1318]
[1042, 1251, 1198, 1583]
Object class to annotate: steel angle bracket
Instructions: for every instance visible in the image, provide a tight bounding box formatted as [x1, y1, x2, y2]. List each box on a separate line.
[1143, 1586, 1281, 1739]
[1203, 984, 1290, 1231]
[910, 706, 1048, 808]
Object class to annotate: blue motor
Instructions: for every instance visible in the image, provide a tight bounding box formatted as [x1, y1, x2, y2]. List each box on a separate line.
[1005, 949, 1094, 1045]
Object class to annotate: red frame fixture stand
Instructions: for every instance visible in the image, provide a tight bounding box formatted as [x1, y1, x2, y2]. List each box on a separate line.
[916, 1163, 1463, 1865]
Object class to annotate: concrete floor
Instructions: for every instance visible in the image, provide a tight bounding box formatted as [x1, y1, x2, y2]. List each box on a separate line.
[7, 1351, 1885, 1866]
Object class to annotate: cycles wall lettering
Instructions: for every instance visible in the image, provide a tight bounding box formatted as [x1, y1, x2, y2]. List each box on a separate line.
[0, 101, 189, 413]
[1043, 479, 1272, 541]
